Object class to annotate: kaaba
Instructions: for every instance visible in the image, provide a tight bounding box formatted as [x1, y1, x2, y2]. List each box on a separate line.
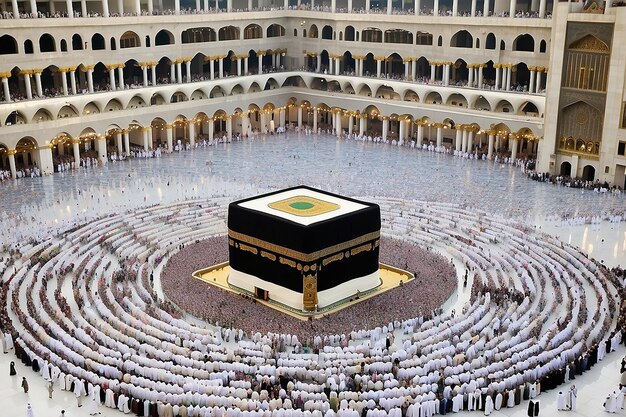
[228, 186, 381, 311]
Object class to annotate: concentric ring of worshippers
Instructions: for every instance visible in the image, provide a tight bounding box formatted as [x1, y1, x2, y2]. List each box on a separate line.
[0, 197, 623, 417]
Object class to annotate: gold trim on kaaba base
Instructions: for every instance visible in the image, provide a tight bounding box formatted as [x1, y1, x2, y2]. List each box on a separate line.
[228, 229, 380, 262]
[267, 195, 340, 217]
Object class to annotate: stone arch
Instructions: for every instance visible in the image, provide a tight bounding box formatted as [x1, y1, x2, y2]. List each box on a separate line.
[473, 96, 491, 111]
[57, 104, 79, 119]
[210, 86, 227, 98]
[362, 28, 382, 43]
[520, 100, 540, 115]
[374, 85, 400, 100]
[404, 89, 419, 102]
[5, 110, 27, 125]
[104, 98, 123, 112]
[446, 93, 468, 107]
[248, 82, 262, 93]
[14, 136, 39, 168]
[345, 26, 355, 41]
[513, 33, 534, 52]
[264, 78, 279, 90]
[120, 31, 141, 48]
[91, 33, 105, 50]
[425, 91, 443, 104]
[150, 92, 167, 105]
[266, 24, 285, 38]
[450, 30, 473, 48]
[127, 95, 147, 109]
[39, 33, 56, 52]
[495, 99, 514, 113]
[321, 25, 333, 40]
[181, 27, 216, 43]
[244, 24, 262, 40]
[219, 26, 240, 41]
[0, 35, 18, 54]
[155, 29, 175, 46]
[357, 84, 372, 97]
[485, 33, 496, 50]
[230, 84, 245, 95]
[385, 29, 412, 44]
[560, 161, 572, 177]
[190, 89, 206, 100]
[308, 24, 318, 38]
[82, 101, 100, 115]
[72, 33, 83, 50]
[582, 165, 595, 181]
[32, 108, 54, 123]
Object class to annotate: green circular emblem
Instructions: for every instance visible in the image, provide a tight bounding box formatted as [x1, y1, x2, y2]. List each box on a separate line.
[289, 201, 315, 210]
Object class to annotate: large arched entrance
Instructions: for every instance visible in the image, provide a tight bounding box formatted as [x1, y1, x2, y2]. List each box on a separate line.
[582, 165, 595, 181]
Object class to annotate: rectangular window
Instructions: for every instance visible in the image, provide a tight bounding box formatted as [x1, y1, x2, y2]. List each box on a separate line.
[621, 103, 626, 128]
[618, 141, 626, 156]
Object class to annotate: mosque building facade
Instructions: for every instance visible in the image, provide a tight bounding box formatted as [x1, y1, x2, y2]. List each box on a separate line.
[0, 0, 624, 186]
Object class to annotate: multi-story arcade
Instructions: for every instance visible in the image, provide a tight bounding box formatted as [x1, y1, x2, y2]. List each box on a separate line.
[0, 0, 624, 186]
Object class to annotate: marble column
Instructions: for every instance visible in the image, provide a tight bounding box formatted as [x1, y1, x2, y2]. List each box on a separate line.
[60, 71, 69, 96]
[8, 151, 16, 179]
[188, 121, 196, 147]
[123, 130, 130, 155]
[455, 128, 462, 151]
[166, 125, 173, 151]
[116, 132, 123, 155]
[2, 77, 11, 102]
[34, 71, 43, 97]
[142, 65, 148, 87]
[69, 69, 77, 95]
[383, 117, 389, 141]
[23, 72, 33, 99]
[488, 133, 494, 159]
[72, 140, 80, 167]
[436, 127, 443, 149]
[109, 66, 115, 91]
[87, 68, 94, 92]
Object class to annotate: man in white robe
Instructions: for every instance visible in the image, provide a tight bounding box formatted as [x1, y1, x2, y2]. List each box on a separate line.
[556, 391, 566, 410]
[26, 403, 35, 417]
[484, 396, 494, 416]
[604, 391, 617, 413]
[616, 387, 626, 411]
[569, 385, 577, 412]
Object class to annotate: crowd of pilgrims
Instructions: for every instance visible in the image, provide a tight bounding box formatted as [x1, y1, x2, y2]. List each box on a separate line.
[160, 236, 457, 342]
[526, 172, 624, 193]
[0, 193, 623, 417]
[0, 134, 624, 417]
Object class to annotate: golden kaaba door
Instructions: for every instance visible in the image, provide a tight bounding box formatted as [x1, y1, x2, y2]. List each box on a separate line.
[303, 274, 318, 311]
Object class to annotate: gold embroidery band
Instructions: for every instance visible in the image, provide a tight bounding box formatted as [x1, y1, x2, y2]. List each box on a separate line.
[260, 250, 277, 261]
[228, 229, 380, 262]
[350, 243, 372, 256]
[239, 243, 258, 255]
[322, 252, 344, 267]
[279, 257, 297, 268]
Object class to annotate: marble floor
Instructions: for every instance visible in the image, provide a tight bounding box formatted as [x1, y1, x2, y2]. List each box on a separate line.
[1, 133, 625, 417]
